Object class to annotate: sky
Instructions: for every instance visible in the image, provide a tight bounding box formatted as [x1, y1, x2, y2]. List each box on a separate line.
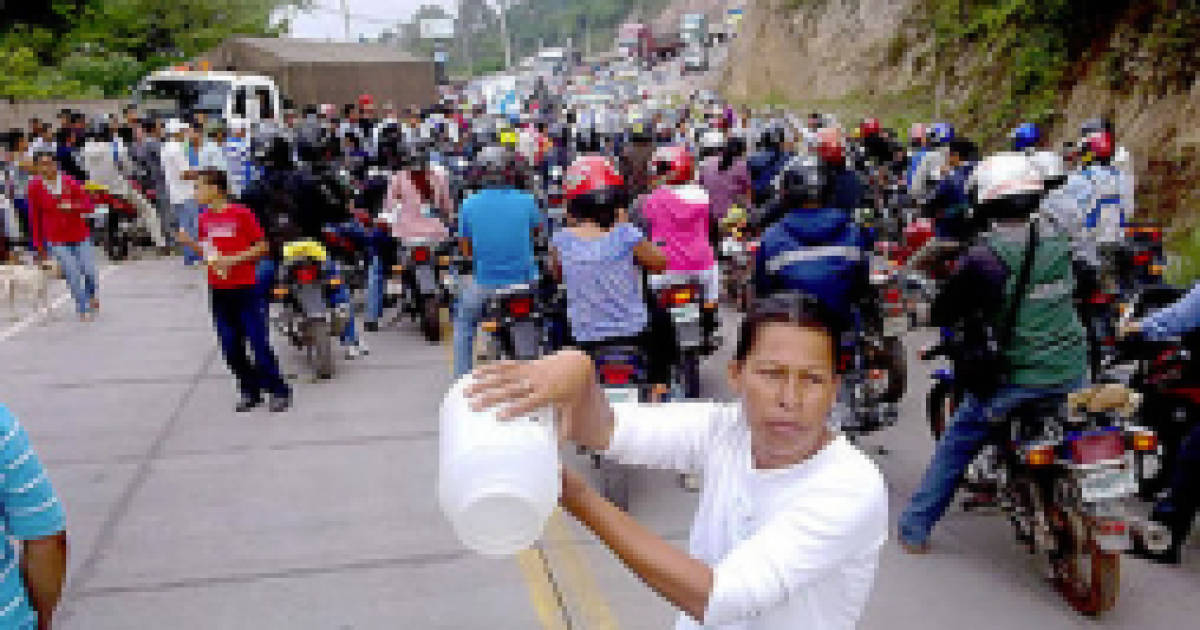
[281, 0, 466, 41]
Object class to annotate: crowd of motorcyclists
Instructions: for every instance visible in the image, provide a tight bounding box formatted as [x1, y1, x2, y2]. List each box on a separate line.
[2, 69, 1198, 612]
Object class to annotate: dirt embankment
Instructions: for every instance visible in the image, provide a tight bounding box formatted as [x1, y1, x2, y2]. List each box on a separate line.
[720, 0, 1198, 241]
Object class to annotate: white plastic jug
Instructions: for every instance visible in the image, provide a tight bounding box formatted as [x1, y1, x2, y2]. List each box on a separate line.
[438, 375, 560, 557]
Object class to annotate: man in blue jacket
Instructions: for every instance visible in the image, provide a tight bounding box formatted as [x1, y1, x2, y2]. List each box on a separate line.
[746, 124, 789, 208]
[753, 155, 869, 331]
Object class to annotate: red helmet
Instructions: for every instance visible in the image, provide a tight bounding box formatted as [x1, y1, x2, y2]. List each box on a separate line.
[1082, 131, 1114, 161]
[563, 155, 624, 202]
[650, 145, 694, 185]
[904, 218, 935, 253]
[909, 123, 927, 145]
[859, 117, 881, 138]
[814, 127, 845, 167]
[357, 93, 375, 108]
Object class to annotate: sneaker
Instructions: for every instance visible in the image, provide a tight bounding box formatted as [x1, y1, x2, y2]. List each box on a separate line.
[235, 396, 263, 412]
[269, 393, 292, 413]
[344, 341, 369, 360]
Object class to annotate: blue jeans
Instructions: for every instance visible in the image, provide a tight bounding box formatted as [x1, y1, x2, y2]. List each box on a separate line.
[366, 250, 384, 324]
[898, 378, 1084, 546]
[452, 277, 503, 378]
[49, 241, 99, 315]
[210, 286, 290, 400]
[175, 200, 200, 265]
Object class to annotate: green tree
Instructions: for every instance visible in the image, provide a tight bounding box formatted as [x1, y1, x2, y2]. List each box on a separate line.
[0, 0, 308, 99]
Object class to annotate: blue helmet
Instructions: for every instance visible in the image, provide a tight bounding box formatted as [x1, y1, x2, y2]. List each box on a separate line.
[1011, 123, 1041, 151]
[928, 122, 955, 146]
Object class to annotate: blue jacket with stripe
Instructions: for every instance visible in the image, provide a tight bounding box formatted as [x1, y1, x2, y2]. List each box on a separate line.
[753, 207, 870, 327]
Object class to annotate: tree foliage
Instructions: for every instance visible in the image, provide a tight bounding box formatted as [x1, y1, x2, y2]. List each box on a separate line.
[0, 0, 306, 99]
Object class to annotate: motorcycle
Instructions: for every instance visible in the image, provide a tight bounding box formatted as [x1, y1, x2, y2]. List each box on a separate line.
[585, 343, 655, 510]
[271, 244, 347, 380]
[648, 274, 717, 399]
[954, 392, 1167, 616]
[84, 184, 140, 261]
[718, 228, 756, 312]
[479, 284, 546, 362]
[390, 238, 455, 343]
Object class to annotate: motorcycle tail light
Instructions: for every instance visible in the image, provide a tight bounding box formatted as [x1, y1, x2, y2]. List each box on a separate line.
[549, 192, 563, 207]
[1088, 291, 1115, 305]
[1101, 335, 1116, 347]
[1132, 251, 1152, 266]
[392, 264, 405, 274]
[1096, 518, 1127, 537]
[598, 363, 634, 386]
[295, 266, 319, 284]
[659, 285, 698, 308]
[1025, 444, 1056, 467]
[506, 296, 533, 318]
[327, 277, 343, 287]
[883, 287, 901, 303]
[748, 241, 759, 254]
[1070, 429, 1125, 465]
[272, 286, 289, 299]
[481, 320, 499, 332]
[1131, 431, 1158, 452]
[413, 247, 430, 263]
[1149, 264, 1164, 276]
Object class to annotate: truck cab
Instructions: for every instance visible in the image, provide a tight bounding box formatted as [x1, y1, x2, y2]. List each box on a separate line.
[135, 69, 282, 129]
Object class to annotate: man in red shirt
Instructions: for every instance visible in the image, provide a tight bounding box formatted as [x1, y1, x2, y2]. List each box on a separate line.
[27, 151, 99, 320]
[182, 169, 292, 412]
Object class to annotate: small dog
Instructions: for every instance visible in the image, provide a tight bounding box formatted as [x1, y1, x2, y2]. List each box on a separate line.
[0, 260, 55, 321]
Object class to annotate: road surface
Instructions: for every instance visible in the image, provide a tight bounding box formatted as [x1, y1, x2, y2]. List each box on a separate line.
[0, 257, 1197, 629]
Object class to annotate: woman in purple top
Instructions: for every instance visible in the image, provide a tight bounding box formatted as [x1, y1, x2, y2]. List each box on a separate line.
[698, 135, 751, 226]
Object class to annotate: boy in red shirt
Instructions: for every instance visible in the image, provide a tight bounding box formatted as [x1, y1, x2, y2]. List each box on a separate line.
[27, 151, 99, 320]
[182, 169, 292, 412]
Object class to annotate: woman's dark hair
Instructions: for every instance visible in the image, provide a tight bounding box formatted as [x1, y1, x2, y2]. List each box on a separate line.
[196, 168, 229, 195]
[567, 190, 621, 229]
[734, 292, 844, 370]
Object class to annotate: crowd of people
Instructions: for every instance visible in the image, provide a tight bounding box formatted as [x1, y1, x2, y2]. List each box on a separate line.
[1, 73, 1199, 629]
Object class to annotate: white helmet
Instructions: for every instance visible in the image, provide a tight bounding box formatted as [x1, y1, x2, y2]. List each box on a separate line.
[1029, 150, 1066, 187]
[700, 130, 725, 152]
[969, 152, 1045, 205]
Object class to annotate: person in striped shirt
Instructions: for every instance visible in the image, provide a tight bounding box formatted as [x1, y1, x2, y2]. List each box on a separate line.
[0, 405, 67, 630]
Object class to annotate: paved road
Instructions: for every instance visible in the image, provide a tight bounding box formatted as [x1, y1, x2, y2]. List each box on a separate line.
[1, 257, 1197, 629]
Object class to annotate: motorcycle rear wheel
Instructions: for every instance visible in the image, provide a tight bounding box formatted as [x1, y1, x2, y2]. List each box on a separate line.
[310, 321, 335, 380]
[1052, 507, 1120, 616]
[420, 299, 442, 343]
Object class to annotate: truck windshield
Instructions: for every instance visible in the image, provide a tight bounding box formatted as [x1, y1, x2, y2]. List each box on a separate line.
[137, 80, 230, 116]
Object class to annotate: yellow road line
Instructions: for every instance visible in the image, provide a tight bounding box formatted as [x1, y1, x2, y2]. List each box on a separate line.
[543, 510, 622, 630]
[516, 547, 572, 630]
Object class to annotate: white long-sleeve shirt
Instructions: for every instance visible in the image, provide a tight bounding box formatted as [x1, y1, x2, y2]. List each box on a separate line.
[605, 402, 888, 630]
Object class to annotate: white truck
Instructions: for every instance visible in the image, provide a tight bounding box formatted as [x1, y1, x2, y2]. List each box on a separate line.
[134, 69, 282, 128]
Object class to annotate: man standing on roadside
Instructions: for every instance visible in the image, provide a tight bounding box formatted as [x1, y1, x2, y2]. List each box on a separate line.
[180, 169, 292, 413]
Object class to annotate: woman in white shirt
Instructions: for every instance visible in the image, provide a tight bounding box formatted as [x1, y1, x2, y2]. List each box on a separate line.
[466, 292, 888, 629]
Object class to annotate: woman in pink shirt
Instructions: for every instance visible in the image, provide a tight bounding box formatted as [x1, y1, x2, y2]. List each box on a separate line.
[385, 143, 452, 242]
[640, 145, 719, 302]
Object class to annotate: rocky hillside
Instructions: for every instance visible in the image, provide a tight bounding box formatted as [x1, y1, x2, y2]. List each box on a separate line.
[720, 0, 1199, 274]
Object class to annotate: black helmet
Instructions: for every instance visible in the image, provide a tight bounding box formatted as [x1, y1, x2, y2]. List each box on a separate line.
[775, 155, 832, 207]
[758, 124, 785, 152]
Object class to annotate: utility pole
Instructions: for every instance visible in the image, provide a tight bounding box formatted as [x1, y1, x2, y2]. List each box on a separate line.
[340, 0, 351, 42]
[499, 0, 512, 71]
[460, 0, 473, 76]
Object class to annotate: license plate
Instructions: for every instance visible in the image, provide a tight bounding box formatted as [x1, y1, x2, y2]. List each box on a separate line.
[603, 387, 637, 405]
[1080, 467, 1138, 502]
[670, 303, 701, 323]
[884, 316, 907, 337]
[387, 279, 405, 295]
[721, 239, 743, 256]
